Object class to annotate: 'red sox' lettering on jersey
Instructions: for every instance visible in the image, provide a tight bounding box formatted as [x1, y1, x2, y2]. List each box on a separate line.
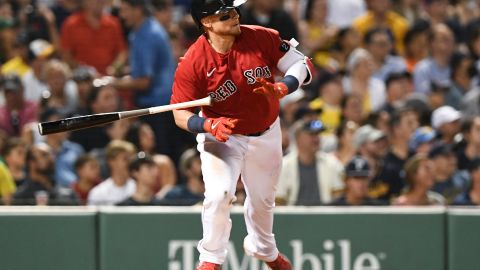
[171, 25, 287, 135]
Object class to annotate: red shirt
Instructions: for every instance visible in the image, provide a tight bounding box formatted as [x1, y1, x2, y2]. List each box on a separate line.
[60, 12, 127, 74]
[171, 25, 287, 135]
[0, 101, 38, 136]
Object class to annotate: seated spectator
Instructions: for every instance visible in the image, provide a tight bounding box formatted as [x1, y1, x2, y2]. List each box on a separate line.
[461, 85, 480, 117]
[87, 140, 136, 206]
[72, 154, 101, 205]
[429, 143, 469, 203]
[153, 153, 177, 198]
[117, 152, 161, 206]
[333, 120, 358, 165]
[331, 155, 386, 206]
[409, 126, 437, 155]
[457, 116, 480, 170]
[1, 137, 27, 187]
[0, 158, 16, 205]
[276, 119, 344, 206]
[72, 65, 97, 112]
[13, 143, 76, 205]
[452, 158, 480, 205]
[431, 105, 461, 145]
[42, 59, 79, 116]
[382, 71, 413, 114]
[352, 124, 388, 179]
[340, 94, 366, 125]
[364, 28, 407, 81]
[125, 121, 157, 155]
[41, 107, 85, 188]
[160, 148, 204, 206]
[447, 52, 474, 109]
[330, 27, 362, 72]
[392, 154, 445, 206]
[0, 73, 38, 137]
[403, 21, 430, 73]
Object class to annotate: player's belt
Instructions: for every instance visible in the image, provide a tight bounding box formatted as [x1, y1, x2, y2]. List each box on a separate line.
[245, 127, 270, 137]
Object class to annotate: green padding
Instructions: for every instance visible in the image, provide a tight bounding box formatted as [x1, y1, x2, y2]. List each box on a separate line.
[99, 207, 445, 270]
[0, 212, 97, 270]
[448, 208, 480, 270]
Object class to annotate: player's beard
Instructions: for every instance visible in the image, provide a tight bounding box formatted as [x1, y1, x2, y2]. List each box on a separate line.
[216, 24, 241, 37]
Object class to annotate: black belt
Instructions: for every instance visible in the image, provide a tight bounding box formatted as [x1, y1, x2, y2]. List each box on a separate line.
[245, 127, 270, 137]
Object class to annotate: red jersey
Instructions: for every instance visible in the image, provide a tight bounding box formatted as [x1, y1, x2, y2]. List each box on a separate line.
[171, 25, 288, 135]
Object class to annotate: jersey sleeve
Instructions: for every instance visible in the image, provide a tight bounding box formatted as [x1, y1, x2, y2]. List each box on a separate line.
[170, 57, 205, 112]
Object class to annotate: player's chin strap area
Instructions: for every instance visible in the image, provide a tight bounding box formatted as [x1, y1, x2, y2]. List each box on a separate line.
[277, 38, 314, 87]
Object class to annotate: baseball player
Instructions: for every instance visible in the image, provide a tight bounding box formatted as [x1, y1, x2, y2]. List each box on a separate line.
[170, 1, 314, 269]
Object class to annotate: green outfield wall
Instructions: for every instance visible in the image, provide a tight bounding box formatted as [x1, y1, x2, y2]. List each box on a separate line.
[0, 206, 478, 270]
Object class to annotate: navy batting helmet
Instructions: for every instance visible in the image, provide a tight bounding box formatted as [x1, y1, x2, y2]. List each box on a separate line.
[190, 0, 247, 28]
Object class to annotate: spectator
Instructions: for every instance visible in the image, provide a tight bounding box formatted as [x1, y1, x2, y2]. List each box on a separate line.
[87, 140, 136, 206]
[298, 0, 338, 68]
[340, 94, 366, 125]
[447, 52, 475, 109]
[343, 48, 387, 114]
[309, 71, 344, 133]
[160, 148, 204, 205]
[72, 65, 97, 112]
[431, 105, 461, 145]
[1, 137, 27, 187]
[364, 28, 407, 81]
[12, 143, 56, 205]
[392, 154, 445, 205]
[125, 121, 156, 155]
[153, 153, 177, 197]
[331, 155, 385, 206]
[42, 59, 79, 116]
[41, 107, 85, 188]
[403, 21, 430, 73]
[333, 120, 359, 165]
[330, 27, 362, 72]
[70, 83, 121, 151]
[429, 143, 469, 203]
[391, 0, 422, 24]
[0, 73, 38, 137]
[413, 24, 455, 94]
[460, 85, 480, 117]
[117, 152, 161, 205]
[420, 0, 463, 43]
[71, 154, 101, 205]
[382, 71, 413, 114]
[240, 0, 298, 40]
[0, 156, 16, 205]
[375, 107, 418, 200]
[116, 0, 190, 166]
[409, 126, 437, 154]
[353, 0, 409, 54]
[60, 0, 127, 75]
[452, 157, 480, 205]
[50, 0, 80, 30]
[457, 116, 480, 170]
[276, 119, 344, 205]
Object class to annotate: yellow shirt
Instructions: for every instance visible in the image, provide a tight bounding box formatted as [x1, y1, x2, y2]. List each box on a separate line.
[309, 98, 342, 132]
[307, 23, 335, 68]
[0, 161, 16, 198]
[353, 11, 409, 54]
[1, 56, 31, 77]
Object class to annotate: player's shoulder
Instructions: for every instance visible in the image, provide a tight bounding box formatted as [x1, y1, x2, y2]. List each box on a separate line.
[177, 36, 209, 70]
[62, 11, 84, 27]
[240, 25, 280, 38]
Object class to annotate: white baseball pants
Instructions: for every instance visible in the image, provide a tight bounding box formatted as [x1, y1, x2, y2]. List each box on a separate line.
[196, 117, 282, 264]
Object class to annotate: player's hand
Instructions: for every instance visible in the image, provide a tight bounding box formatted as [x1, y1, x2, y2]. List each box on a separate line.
[253, 77, 288, 99]
[204, 117, 239, 142]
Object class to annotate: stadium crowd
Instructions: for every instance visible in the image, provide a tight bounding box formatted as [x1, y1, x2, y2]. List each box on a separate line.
[0, 0, 479, 207]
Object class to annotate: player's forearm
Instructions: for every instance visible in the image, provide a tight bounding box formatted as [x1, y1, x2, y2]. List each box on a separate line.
[172, 109, 196, 131]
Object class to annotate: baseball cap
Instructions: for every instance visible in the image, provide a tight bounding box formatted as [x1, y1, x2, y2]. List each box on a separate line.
[409, 126, 436, 150]
[293, 119, 326, 136]
[352, 125, 386, 149]
[73, 66, 97, 82]
[29, 39, 54, 59]
[345, 155, 371, 178]
[428, 143, 452, 159]
[1, 73, 23, 92]
[431, 105, 461, 129]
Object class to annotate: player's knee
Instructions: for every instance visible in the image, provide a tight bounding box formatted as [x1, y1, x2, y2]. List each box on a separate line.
[204, 190, 236, 211]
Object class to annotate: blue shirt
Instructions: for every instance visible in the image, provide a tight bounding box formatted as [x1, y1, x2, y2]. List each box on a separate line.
[55, 140, 84, 187]
[372, 55, 407, 81]
[413, 58, 451, 94]
[129, 18, 176, 107]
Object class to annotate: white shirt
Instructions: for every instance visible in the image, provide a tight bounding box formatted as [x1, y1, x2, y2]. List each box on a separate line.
[327, 0, 366, 28]
[87, 177, 136, 206]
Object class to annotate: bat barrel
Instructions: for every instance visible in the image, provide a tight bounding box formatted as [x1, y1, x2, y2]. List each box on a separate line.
[38, 113, 120, 135]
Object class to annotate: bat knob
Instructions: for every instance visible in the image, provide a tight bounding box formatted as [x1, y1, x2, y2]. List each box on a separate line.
[37, 123, 44, 135]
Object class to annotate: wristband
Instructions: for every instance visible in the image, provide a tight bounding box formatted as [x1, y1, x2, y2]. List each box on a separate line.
[280, 75, 300, 94]
[187, 115, 206, 133]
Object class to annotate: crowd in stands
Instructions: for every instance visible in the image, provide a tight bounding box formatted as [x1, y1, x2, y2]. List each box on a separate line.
[0, 0, 480, 207]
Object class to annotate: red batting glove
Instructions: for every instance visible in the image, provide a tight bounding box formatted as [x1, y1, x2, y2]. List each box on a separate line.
[253, 77, 289, 99]
[204, 117, 239, 142]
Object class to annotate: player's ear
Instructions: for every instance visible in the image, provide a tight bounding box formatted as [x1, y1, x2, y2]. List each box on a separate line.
[200, 17, 212, 29]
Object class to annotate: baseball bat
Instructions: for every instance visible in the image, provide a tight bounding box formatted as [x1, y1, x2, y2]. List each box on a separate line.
[38, 96, 212, 135]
